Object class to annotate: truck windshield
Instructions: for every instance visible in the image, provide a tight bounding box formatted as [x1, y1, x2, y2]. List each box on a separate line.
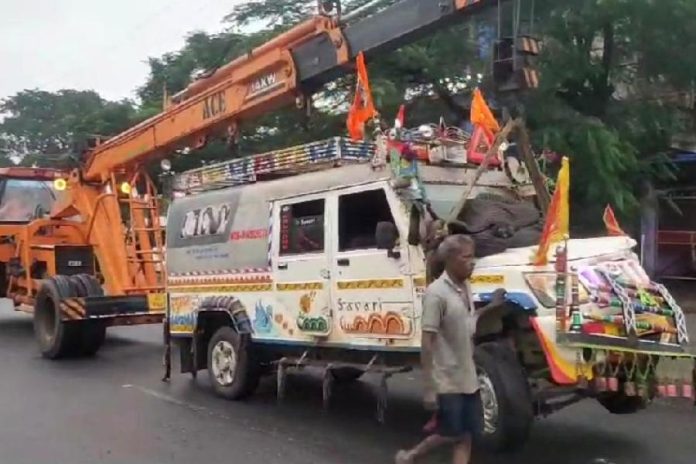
[423, 184, 465, 218]
[0, 179, 58, 222]
[423, 183, 522, 218]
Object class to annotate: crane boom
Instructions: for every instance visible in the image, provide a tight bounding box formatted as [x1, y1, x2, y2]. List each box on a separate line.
[82, 0, 497, 181]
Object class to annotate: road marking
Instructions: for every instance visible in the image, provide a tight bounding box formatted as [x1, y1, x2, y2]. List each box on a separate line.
[122, 384, 206, 413]
[122, 383, 334, 450]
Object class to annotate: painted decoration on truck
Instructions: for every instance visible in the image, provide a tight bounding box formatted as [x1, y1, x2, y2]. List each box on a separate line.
[180, 203, 231, 238]
[252, 300, 302, 337]
[296, 291, 330, 335]
[168, 275, 422, 349]
[169, 295, 198, 333]
[573, 259, 679, 341]
[337, 298, 414, 339]
[167, 188, 271, 275]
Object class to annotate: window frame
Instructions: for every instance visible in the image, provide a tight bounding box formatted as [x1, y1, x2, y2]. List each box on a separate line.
[277, 197, 327, 257]
[335, 185, 398, 253]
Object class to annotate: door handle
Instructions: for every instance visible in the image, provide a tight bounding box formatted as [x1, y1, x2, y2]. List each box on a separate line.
[278, 263, 288, 270]
[337, 258, 350, 266]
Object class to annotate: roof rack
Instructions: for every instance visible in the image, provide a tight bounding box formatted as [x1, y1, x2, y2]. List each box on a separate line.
[172, 137, 375, 193]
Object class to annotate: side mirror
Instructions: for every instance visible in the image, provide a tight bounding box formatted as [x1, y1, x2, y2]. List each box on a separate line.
[375, 222, 401, 259]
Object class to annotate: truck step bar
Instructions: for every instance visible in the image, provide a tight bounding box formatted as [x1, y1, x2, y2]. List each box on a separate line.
[274, 352, 412, 423]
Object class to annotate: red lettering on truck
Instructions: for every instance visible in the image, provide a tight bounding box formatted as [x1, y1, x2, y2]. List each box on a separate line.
[230, 229, 269, 241]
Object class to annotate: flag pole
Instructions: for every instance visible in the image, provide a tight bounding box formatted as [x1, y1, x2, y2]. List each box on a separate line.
[446, 118, 520, 227]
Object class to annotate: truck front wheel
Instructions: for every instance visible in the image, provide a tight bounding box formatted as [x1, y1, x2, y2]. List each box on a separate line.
[475, 341, 534, 452]
[207, 326, 260, 400]
[33, 276, 79, 359]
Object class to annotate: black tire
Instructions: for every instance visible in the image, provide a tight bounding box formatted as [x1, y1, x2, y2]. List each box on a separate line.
[69, 275, 106, 357]
[597, 393, 647, 414]
[72, 274, 104, 297]
[475, 341, 534, 452]
[33, 276, 80, 359]
[78, 322, 107, 357]
[331, 367, 365, 383]
[207, 326, 260, 400]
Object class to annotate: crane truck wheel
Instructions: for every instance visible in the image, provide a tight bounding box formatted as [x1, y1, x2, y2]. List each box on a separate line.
[70, 275, 106, 357]
[207, 326, 260, 400]
[474, 341, 534, 453]
[33, 276, 81, 359]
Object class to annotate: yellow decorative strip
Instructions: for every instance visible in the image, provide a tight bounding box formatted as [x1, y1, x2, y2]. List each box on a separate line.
[470, 274, 505, 285]
[169, 284, 273, 293]
[413, 277, 426, 288]
[276, 282, 324, 291]
[167, 275, 272, 286]
[337, 278, 404, 290]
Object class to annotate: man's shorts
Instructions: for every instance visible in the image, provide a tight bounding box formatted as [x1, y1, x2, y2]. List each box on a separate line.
[436, 392, 483, 439]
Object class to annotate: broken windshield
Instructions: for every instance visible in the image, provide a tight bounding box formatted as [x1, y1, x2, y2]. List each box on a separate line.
[0, 179, 58, 222]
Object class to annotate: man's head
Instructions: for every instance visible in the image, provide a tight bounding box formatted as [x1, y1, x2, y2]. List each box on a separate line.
[438, 234, 475, 282]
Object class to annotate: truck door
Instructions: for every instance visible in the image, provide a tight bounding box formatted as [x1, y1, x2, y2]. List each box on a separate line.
[329, 184, 415, 344]
[271, 195, 333, 338]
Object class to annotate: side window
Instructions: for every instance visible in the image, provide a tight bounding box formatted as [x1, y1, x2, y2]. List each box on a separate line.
[279, 199, 325, 255]
[338, 189, 396, 251]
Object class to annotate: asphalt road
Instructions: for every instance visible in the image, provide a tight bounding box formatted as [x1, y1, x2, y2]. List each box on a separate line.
[0, 306, 694, 464]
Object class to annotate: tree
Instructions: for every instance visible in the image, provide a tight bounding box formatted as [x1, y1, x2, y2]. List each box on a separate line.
[136, 0, 490, 173]
[525, 0, 696, 232]
[5, 0, 690, 237]
[0, 89, 135, 167]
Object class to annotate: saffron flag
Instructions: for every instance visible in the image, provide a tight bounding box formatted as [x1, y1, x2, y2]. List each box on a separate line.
[603, 204, 626, 236]
[533, 156, 570, 265]
[470, 88, 500, 138]
[394, 104, 406, 129]
[346, 52, 377, 140]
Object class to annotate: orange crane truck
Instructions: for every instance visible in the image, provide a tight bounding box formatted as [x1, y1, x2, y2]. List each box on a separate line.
[0, 164, 166, 358]
[0, 0, 537, 359]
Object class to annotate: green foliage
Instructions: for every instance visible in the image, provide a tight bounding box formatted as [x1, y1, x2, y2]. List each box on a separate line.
[0, 89, 135, 167]
[2, 0, 695, 236]
[526, 0, 693, 231]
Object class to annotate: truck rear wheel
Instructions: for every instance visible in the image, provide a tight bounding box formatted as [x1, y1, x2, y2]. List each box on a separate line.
[33, 276, 79, 359]
[475, 341, 534, 452]
[207, 326, 260, 400]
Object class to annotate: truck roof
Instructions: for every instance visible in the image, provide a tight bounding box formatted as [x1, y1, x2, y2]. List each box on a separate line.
[172, 134, 532, 197]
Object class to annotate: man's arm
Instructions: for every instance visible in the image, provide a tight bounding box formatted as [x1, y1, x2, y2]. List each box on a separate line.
[421, 292, 443, 409]
[471, 288, 508, 336]
[421, 330, 437, 407]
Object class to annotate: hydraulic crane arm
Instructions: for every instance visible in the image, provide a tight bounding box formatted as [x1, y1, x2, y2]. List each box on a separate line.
[82, 0, 498, 182]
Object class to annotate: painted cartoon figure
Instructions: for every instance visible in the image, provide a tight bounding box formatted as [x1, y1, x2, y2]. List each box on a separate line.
[253, 300, 274, 334]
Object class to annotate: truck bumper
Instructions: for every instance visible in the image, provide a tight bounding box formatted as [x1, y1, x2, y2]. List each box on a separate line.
[60, 295, 165, 327]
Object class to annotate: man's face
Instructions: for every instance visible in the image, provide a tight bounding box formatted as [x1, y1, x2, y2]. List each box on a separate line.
[447, 243, 475, 282]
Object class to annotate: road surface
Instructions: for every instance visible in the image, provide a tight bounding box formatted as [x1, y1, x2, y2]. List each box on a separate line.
[0, 308, 694, 464]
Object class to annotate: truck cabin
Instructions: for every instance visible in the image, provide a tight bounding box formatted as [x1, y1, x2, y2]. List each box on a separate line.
[0, 167, 66, 224]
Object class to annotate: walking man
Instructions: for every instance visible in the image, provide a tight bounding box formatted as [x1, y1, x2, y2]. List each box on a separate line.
[396, 234, 505, 464]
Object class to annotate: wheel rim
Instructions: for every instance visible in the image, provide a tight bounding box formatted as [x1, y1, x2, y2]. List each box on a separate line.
[211, 340, 237, 386]
[478, 370, 499, 435]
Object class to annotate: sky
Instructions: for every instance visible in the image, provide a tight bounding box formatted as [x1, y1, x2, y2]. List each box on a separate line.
[0, 0, 244, 102]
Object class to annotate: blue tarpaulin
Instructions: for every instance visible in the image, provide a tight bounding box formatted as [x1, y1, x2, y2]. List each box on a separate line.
[671, 151, 696, 163]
